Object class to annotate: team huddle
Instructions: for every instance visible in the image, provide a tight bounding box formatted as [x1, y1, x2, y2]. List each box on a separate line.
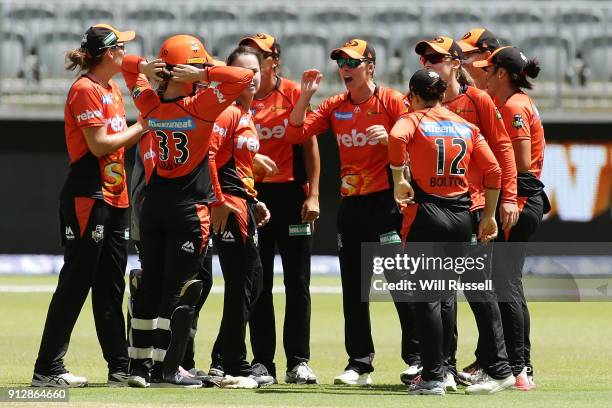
[30, 21, 548, 396]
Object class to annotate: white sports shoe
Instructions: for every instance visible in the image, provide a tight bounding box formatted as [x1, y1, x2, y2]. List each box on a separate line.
[333, 369, 373, 386]
[400, 365, 422, 384]
[465, 371, 515, 395]
[285, 362, 318, 384]
[444, 372, 457, 392]
[32, 372, 88, 388]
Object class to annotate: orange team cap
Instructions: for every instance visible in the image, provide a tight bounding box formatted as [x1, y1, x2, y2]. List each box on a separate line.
[239, 33, 278, 54]
[158, 34, 210, 65]
[415, 36, 463, 60]
[457, 28, 501, 53]
[330, 39, 376, 61]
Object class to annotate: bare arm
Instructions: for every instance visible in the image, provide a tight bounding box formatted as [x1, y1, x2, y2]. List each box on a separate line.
[512, 139, 532, 173]
[301, 136, 321, 223]
[82, 121, 144, 158]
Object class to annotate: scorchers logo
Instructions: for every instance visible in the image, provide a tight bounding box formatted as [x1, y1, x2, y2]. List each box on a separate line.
[103, 160, 125, 195]
[340, 167, 364, 196]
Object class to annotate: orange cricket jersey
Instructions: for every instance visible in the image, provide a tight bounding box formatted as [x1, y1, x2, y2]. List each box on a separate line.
[121, 54, 253, 203]
[286, 86, 408, 196]
[498, 92, 545, 181]
[62, 75, 129, 208]
[251, 76, 307, 183]
[209, 105, 259, 204]
[444, 85, 517, 209]
[389, 106, 501, 199]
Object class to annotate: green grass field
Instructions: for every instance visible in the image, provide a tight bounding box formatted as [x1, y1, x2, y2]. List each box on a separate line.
[1, 274, 612, 408]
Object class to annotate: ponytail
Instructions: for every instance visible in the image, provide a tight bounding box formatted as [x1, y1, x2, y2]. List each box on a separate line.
[507, 58, 540, 90]
[65, 47, 103, 72]
[457, 66, 475, 87]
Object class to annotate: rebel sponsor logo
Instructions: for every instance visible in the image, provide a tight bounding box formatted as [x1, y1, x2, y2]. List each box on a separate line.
[76, 109, 103, 123]
[336, 129, 380, 147]
[256, 119, 288, 140]
[212, 122, 227, 137]
[105, 113, 126, 132]
[237, 134, 259, 152]
[208, 81, 226, 103]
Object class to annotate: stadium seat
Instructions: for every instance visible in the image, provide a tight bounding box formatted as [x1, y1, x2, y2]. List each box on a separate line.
[126, 8, 177, 55]
[281, 32, 328, 82]
[4, 6, 57, 52]
[211, 31, 253, 62]
[36, 32, 83, 79]
[554, 10, 603, 46]
[491, 10, 544, 44]
[186, 8, 240, 47]
[520, 35, 575, 83]
[65, 7, 114, 27]
[580, 36, 612, 82]
[247, 9, 299, 35]
[429, 10, 482, 38]
[0, 32, 26, 82]
[309, 9, 362, 47]
[369, 9, 422, 40]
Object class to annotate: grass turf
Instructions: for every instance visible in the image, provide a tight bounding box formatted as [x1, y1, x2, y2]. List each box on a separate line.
[1, 274, 611, 407]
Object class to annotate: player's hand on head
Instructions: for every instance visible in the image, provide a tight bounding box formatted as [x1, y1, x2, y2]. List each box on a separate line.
[140, 59, 167, 82]
[477, 216, 498, 243]
[254, 201, 271, 227]
[300, 69, 323, 97]
[172, 64, 204, 83]
[366, 125, 389, 146]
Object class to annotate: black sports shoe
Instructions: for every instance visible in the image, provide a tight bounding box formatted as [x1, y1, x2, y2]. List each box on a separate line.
[153, 371, 202, 388]
[249, 363, 276, 386]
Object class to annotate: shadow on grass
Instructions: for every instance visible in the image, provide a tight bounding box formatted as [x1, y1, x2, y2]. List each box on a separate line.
[255, 384, 409, 396]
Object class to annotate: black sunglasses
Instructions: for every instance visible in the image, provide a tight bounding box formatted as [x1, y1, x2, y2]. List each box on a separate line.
[336, 58, 368, 69]
[420, 54, 450, 65]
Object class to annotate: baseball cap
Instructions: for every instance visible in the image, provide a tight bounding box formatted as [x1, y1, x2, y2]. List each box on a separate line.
[415, 36, 463, 60]
[239, 33, 279, 55]
[458, 28, 501, 53]
[473, 46, 529, 74]
[409, 68, 445, 96]
[330, 39, 376, 62]
[81, 24, 135, 57]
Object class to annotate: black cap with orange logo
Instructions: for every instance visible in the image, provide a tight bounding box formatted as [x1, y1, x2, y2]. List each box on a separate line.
[330, 39, 376, 62]
[81, 23, 135, 57]
[415, 36, 463, 60]
[458, 28, 501, 53]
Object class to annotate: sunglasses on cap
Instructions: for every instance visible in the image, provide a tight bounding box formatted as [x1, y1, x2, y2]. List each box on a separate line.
[420, 54, 451, 65]
[102, 43, 125, 51]
[336, 58, 368, 69]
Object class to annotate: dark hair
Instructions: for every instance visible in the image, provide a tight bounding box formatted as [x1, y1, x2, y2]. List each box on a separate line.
[497, 58, 540, 90]
[457, 66, 475, 87]
[65, 47, 103, 71]
[227, 45, 263, 67]
[414, 78, 448, 102]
